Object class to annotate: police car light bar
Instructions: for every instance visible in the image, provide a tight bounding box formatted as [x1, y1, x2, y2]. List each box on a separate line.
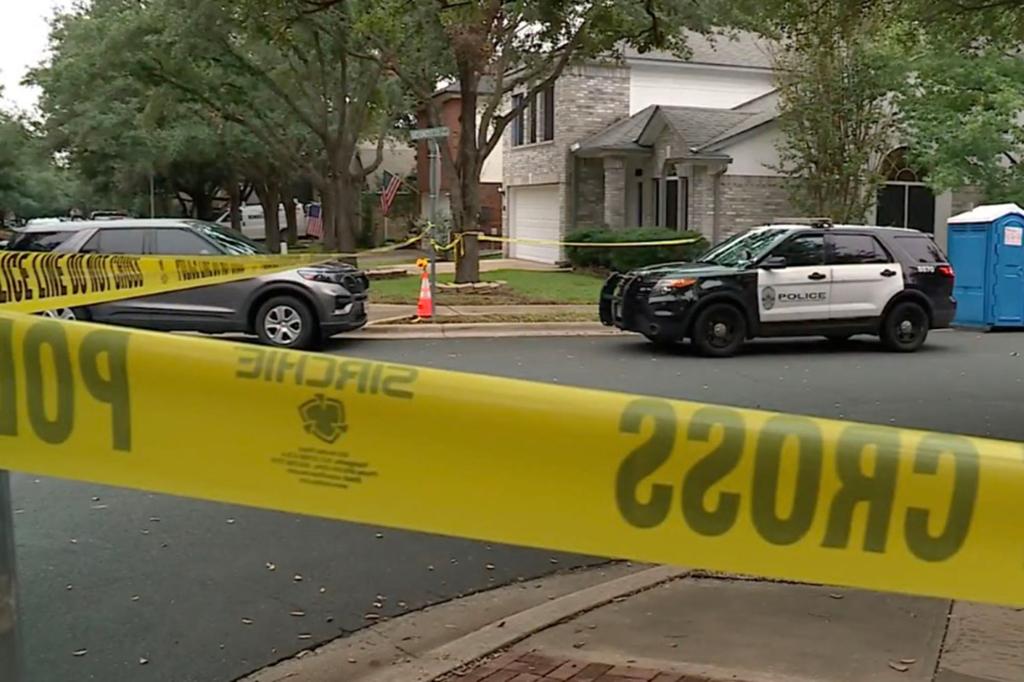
[771, 217, 834, 229]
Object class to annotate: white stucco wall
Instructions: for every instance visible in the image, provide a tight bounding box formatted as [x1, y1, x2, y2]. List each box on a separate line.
[719, 123, 783, 177]
[357, 141, 416, 185]
[481, 129, 504, 184]
[628, 62, 776, 114]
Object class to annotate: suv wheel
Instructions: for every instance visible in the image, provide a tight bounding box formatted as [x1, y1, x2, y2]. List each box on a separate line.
[255, 296, 318, 350]
[691, 303, 746, 357]
[881, 301, 929, 352]
[39, 307, 89, 322]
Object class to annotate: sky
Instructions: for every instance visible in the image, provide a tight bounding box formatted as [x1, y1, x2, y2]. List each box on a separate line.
[1, 1, 71, 114]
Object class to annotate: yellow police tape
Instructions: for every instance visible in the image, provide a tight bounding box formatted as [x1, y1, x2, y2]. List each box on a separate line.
[476, 234, 703, 248]
[0, 251, 334, 314]
[1, 308, 1022, 606]
[0, 233, 431, 314]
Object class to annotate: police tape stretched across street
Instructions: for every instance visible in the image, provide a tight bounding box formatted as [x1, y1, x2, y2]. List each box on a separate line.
[1, 310, 1023, 606]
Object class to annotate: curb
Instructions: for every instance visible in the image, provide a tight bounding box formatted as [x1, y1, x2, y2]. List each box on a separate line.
[352, 322, 620, 340]
[360, 566, 687, 682]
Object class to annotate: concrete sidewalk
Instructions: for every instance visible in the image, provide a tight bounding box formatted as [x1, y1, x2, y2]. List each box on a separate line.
[445, 577, 1024, 682]
[368, 303, 594, 323]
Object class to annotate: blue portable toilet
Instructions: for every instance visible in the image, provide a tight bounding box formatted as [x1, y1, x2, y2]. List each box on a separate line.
[947, 203, 1024, 328]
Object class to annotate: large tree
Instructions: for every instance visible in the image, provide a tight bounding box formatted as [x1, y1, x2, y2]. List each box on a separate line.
[138, 0, 409, 252]
[358, 0, 714, 282]
[739, 1, 908, 222]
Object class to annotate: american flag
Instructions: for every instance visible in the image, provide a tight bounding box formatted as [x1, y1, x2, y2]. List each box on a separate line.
[305, 203, 324, 239]
[380, 172, 403, 216]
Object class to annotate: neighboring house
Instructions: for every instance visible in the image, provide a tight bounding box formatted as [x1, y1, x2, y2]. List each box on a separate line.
[502, 31, 978, 263]
[414, 84, 504, 235]
[357, 139, 417, 190]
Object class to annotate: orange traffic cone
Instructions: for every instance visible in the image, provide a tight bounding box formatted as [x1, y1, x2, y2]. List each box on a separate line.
[416, 270, 433, 320]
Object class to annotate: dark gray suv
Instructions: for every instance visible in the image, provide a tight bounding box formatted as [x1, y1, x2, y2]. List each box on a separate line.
[6, 219, 369, 349]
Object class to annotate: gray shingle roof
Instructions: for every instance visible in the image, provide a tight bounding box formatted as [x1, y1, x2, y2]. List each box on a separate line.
[576, 104, 778, 157]
[624, 30, 775, 70]
[576, 106, 659, 154]
[656, 107, 758, 148]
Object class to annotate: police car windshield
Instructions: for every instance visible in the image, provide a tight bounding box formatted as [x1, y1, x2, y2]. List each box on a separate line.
[698, 228, 791, 266]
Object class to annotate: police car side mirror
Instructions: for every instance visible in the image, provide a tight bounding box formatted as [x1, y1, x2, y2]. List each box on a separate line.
[761, 255, 788, 270]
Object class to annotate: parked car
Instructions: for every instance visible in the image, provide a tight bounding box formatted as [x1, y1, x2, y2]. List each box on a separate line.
[7, 219, 368, 349]
[600, 222, 956, 356]
[214, 203, 304, 241]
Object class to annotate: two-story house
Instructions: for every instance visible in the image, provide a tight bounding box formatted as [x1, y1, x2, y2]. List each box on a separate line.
[502, 31, 979, 263]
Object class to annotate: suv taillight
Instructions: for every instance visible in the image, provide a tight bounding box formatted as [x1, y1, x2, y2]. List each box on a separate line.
[937, 264, 955, 278]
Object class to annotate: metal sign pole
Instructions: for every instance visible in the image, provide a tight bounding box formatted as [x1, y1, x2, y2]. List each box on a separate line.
[428, 138, 440, 314]
[0, 470, 20, 682]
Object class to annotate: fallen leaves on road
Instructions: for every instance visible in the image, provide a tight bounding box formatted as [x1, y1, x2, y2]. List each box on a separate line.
[293, 574, 304, 582]
[226, 518, 236, 524]
[131, 595, 140, 602]
[266, 562, 277, 571]
[829, 593, 845, 600]
[139, 658, 149, 665]
[888, 662, 910, 672]
[290, 610, 306, 617]
[298, 633, 312, 640]
[241, 618, 254, 625]
[900, 658, 918, 665]
[72, 650, 87, 657]
[485, 563, 495, 570]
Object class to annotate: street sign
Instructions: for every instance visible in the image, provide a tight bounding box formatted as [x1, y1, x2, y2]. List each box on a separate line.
[410, 126, 450, 141]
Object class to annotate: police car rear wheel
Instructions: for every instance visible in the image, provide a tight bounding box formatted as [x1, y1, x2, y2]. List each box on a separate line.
[692, 304, 746, 357]
[881, 301, 929, 352]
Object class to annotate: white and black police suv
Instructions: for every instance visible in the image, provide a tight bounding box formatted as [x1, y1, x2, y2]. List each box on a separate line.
[599, 222, 956, 357]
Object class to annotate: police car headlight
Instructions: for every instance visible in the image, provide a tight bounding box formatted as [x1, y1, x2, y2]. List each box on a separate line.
[652, 278, 697, 295]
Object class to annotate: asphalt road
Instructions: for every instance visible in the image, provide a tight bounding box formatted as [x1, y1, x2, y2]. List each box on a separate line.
[12, 329, 1024, 682]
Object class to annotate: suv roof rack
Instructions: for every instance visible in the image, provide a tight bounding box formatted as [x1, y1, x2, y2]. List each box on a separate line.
[771, 217, 834, 229]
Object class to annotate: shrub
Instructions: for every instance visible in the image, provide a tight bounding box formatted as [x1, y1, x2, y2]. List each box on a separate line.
[565, 227, 708, 272]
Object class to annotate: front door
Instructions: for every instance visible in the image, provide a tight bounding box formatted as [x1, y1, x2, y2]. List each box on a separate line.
[993, 218, 1024, 325]
[827, 233, 903, 320]
[757, 232, 831, 323]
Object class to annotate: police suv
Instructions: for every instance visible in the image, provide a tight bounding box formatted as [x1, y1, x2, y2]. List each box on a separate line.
[600, 223, 956, 356]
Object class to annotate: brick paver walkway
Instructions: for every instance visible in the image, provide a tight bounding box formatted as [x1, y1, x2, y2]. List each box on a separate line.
[455, 651, 719, 682]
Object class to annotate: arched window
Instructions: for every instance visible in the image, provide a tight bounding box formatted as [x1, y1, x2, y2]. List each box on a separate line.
[876, 148, 935, 233]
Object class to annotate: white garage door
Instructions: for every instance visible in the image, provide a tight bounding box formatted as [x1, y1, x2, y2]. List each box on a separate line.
[508, 185, 561, 263]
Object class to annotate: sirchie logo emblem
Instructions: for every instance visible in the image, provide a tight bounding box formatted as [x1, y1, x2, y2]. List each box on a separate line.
[299, 394, 348, 444]
[761, 286, 776, 310]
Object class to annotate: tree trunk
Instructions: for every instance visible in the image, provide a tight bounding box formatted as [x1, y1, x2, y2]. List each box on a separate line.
[228, 181, 242, 232]
[321, 179, 338, 251]
[284, 195, 299, 246]
[259, 182, 282, 254]
[332, 174, 358, 254]
[453, 65, 482, 283]
[194, 188, 215, 221]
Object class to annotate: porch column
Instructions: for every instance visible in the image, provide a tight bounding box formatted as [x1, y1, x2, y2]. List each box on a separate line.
[603, 157, 627, 230]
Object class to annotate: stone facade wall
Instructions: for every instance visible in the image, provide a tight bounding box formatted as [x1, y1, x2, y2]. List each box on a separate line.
[688, 173, 797, 242]
[951, 186, 985, 216]
[504, 64, 630, 234]
[576, 159, 605, 228]
[718, 176, 798, 237]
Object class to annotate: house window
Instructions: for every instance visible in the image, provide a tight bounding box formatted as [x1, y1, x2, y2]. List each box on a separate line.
[653, 179, 661, 225]
[528, 94, 538, 144]
[542, 85, 555, 141]
[876, 147, 935, 233]
[514, 85, 554, 147]
[666, 178, 679, 230]
[512, 94, 525, 146]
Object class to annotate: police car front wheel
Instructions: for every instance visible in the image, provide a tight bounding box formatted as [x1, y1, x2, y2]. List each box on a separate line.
[691, 303, 747, 357]
[881, 301, 929, 353]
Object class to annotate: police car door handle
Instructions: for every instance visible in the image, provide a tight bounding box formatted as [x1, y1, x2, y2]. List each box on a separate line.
[808, 272, 827, 281]
[881, 269, 897, 277]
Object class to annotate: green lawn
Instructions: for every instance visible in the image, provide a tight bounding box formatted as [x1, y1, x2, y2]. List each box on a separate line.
[370, 269, 604, 305]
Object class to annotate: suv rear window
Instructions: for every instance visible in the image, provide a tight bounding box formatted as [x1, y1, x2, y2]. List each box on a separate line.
[894, 235, 946, 263]
[7, 231, 74, 252]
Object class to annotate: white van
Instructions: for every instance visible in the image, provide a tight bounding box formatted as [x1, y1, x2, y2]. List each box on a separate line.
[215, 204, 304, 240]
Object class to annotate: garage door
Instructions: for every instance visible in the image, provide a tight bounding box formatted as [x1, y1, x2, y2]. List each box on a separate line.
[508, 185, 561, 263]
